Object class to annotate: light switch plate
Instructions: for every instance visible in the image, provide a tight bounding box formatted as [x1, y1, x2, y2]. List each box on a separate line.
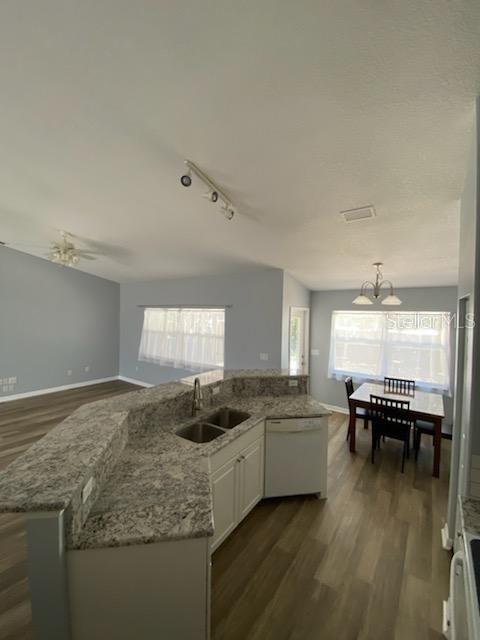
[259, 353, 269, 361]
[311, 349, 320, 356]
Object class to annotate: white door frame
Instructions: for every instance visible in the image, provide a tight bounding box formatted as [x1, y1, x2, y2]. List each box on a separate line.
[288, 306, 310, 375]
[446, 295, 473, 546]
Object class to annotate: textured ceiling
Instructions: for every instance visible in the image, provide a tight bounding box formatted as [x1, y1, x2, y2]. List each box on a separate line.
[0, 1, 479, 289]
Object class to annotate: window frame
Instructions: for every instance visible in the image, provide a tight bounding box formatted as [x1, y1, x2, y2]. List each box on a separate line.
[328, 310, 452, 394]
[138, 306, 226, 371]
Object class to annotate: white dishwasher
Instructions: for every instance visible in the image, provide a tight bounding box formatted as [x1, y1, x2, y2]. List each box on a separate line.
[264, 417, 328, 499]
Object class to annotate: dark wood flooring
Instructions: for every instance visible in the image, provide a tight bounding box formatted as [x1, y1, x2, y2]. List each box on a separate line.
[212, 413, 451, 640]
[0, 383, 451, 639]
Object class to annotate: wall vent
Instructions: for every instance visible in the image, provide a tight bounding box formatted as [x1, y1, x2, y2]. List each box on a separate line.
[340, 205, 376, 223]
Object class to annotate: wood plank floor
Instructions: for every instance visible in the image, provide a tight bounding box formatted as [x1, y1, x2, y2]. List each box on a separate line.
[0, 384, 451, 639]
[212, 413, 451, 640]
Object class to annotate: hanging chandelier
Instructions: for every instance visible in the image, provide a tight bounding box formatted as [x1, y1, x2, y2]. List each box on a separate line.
[352, 262, 402, 305]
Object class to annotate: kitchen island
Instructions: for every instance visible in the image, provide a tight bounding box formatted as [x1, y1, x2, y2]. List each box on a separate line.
[0, 369, 329, 640]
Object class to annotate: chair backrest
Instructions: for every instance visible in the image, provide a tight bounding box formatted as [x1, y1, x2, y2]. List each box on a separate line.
[369, 394, 411, 429]
[345, 377, 354, 399]
[384, 376, 415, 396]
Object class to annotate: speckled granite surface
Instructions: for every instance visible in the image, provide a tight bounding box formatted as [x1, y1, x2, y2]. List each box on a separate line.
[73, 394, 329, 550]
[0, 369, 326, 550]
[460, 496, 480, 536]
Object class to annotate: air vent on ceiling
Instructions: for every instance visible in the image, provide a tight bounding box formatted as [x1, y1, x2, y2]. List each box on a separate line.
[340, 205, 376, 223]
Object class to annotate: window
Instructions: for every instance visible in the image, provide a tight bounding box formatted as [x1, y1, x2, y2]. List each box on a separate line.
[328, 311, 451, 392]
[138, 308, 225, 370]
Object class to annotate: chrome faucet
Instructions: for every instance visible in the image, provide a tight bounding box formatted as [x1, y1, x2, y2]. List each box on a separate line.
[192, 377, 203, 416]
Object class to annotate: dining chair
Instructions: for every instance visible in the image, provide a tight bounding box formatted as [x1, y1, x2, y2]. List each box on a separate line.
[345, 377, 369, 440]
[369, 395, 412, 473]
[414, 420, 453, 460]
[384, 376, 416, 396]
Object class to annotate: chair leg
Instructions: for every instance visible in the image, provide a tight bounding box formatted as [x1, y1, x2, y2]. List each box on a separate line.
[414, 430, 420, 461]
[406, 433, 410, 459]
[364, 416, 369, 430]
[401, 440, 406, 473]
[346, 418, 351, 441]
[371, 427, 376, 464]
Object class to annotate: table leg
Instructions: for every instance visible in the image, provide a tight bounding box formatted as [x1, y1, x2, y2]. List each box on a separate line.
[349, 403, 357, 453]
[432, 417, 442, 478]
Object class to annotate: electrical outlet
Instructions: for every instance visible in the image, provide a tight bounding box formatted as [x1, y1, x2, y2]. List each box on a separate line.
[135, 366, 139, 371]
[84, 366, 90, 373]
[82, 477, 95, 503]
[259, 353, 269, 361]
[67, 370, 73, 377]
[289, 379, 299, 387]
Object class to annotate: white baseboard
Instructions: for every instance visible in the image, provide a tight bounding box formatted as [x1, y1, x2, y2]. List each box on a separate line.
[0, 377, 119, 403]
[117, 376, 154, 388]
[322, 403, 349, 415]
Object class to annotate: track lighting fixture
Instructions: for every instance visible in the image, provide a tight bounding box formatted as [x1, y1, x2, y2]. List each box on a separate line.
[181, 159, 236, 221]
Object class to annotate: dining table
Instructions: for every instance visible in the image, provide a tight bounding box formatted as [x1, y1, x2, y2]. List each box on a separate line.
[348, 382, 445, 478]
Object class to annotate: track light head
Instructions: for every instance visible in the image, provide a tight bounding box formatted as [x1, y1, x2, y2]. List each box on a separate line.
[180, 171, 192, 187]
[202, 190, 218, 203]
[221, 205, 235, 221]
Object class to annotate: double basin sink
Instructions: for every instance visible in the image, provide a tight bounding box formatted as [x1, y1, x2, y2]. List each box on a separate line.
[176, 407, 251, 444]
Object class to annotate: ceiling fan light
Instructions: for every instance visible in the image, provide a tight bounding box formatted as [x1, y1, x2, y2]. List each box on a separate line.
[352, 294, 373, 305]
[382, 294, 402, 306]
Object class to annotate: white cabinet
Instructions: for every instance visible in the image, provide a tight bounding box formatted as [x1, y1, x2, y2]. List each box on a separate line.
[209, 422, 264, 553]
[211, 457, 239, 550]
[238, 438, 264, 521]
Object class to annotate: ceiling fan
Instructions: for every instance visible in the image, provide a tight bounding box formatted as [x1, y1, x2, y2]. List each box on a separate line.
[47, 231, 98, 267]
[2, 231, 99, 267]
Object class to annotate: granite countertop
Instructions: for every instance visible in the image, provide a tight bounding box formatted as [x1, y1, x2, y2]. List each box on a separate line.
[72, 394, 330, 550]
[461, 496, 480, 536]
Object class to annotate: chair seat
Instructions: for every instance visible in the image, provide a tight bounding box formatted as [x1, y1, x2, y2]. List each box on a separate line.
[415, 419, 453, 440]
[355, 407, 369, 417]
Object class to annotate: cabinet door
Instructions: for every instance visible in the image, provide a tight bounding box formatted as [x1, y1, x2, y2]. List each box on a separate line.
[238, 438, 264, 522]
[211, 457, 239, 552]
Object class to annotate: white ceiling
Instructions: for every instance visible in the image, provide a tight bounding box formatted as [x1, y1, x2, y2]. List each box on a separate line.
[0, 1, 479, 289]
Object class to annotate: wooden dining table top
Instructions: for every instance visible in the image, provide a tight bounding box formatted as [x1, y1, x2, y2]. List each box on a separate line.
[349, 382, 445, 418]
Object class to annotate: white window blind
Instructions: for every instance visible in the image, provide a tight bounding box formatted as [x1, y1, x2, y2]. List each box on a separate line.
[328, 311, 451, 392]
[138, 308, 225, 370]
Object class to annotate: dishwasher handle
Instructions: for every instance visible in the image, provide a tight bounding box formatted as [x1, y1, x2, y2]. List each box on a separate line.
[267, 422, 324, 434]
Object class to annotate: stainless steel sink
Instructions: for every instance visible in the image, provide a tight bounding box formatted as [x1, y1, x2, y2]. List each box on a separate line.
[175, 422, 225, 444]
[176, 407, 251, 444]
[204, 407, 251, 430]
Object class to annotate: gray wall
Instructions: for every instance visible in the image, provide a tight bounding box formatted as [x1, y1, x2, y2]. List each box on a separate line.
[119, 268, 284, 385]
[0, 247, 119, 396]
[281, 272, 311, 369]
[309, 287, 458, 423]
